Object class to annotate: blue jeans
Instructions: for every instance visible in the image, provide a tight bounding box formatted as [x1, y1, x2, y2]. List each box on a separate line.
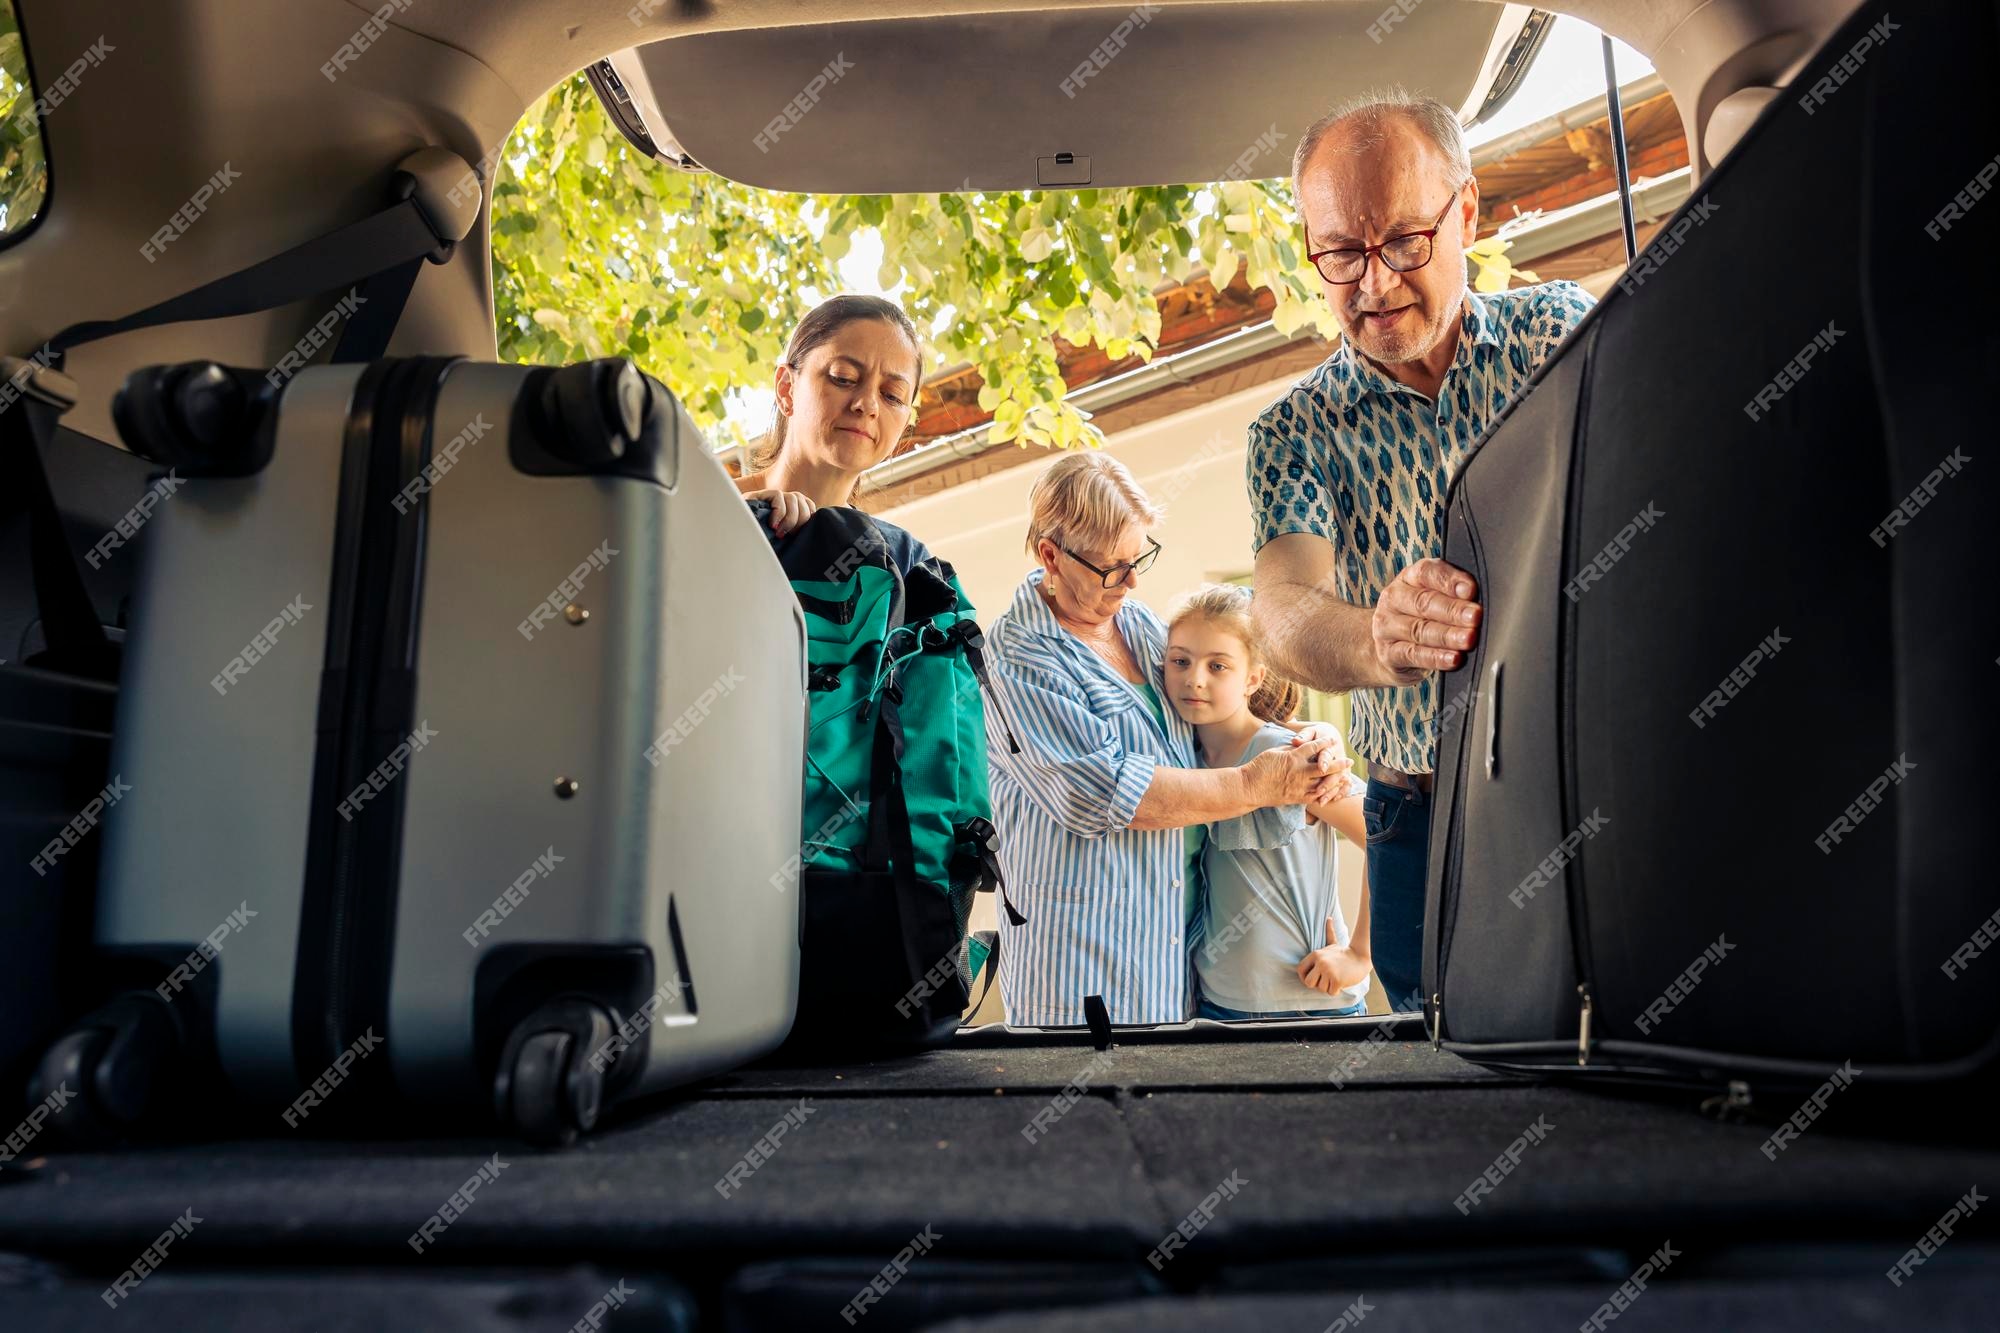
[1197, 998, 1367, 1020]
[1363, 777, 1431, 1011]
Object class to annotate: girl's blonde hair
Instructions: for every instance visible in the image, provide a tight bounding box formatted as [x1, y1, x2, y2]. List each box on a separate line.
[1167, 583, 1302, 724]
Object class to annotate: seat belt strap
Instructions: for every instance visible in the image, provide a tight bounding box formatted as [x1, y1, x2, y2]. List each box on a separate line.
[1, 375, 118, 679]
[331, 255, 427, 363]
[49, 192, 452, 356]
[7, 148, 478, 681]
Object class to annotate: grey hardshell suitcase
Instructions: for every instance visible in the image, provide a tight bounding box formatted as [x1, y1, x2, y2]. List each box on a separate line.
[31, 355, 806, 1145]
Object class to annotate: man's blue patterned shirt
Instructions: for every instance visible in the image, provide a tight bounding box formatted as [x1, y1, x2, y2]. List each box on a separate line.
[1247, 280, 1595, 773]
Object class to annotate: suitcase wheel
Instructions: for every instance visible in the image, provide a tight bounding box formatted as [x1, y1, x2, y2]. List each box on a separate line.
[111, 362, 274, 475]
[492, 999, 615, 1149]
[534, 359, 648, 469]
[29, 992, 182, 1149]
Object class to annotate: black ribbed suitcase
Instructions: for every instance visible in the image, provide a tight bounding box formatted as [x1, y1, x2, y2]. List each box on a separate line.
[1423, 0, 1998, 1096]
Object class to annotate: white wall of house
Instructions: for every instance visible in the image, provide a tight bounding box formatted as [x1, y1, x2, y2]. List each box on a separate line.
[879, 366, 1391, 1017]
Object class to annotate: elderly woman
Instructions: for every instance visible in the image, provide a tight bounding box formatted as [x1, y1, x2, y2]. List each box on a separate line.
[982, 453, 1350, 1026]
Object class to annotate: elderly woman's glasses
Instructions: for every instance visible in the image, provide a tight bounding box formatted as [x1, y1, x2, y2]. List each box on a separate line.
[1306, 187, 1464, 286]
[1061, 537, 1162, 589]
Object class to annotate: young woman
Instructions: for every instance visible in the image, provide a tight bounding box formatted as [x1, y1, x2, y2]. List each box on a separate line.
[1165, 583, 1374, 1019]
[734, 294, 933, 571]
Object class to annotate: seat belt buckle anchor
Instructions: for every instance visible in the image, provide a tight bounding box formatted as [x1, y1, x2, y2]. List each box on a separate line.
[392, 146, 482, 265]
[2, 354, 79, 412]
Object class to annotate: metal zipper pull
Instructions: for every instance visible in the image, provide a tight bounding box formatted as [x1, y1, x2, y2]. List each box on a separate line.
[1430, 992, 1443, 1051]
[1576, 984, 1594, 1066]
[1700, 1079, 1753, 1122]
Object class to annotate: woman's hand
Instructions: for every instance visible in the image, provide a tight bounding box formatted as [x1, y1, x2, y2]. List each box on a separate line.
[743, 489, 818, 538]
[1243, 739, 1352, 808]
[1296, 915, 1372, 997]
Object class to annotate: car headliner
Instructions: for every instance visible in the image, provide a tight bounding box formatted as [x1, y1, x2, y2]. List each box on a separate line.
[604, 3, 1523, 195]
[0, 0, 1860, 443]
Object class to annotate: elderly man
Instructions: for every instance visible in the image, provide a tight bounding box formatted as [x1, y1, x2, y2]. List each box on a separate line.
[1247, 91, 1594, 1009]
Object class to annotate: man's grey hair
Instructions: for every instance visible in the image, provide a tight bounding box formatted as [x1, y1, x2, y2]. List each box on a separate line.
[1291, 87, 1472, 218]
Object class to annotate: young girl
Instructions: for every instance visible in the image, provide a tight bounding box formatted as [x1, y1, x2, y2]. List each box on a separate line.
[1165, 584, 1374, 1019]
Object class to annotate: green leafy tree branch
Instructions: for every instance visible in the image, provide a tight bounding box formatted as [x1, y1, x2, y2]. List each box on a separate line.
[494, 76, 1523, 453]
[0, 6, 51, 237]
[492, 75, 1335, 454]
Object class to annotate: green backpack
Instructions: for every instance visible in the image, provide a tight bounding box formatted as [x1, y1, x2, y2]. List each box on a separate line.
[756, 504, 1017, 1050]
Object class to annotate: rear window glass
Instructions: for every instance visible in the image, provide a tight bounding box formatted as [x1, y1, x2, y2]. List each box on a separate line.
[497, 19, 1672, 1034]
[0, 0, 49, 238]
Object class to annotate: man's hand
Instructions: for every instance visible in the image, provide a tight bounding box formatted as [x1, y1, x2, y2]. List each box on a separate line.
[1371, 558, 1481, 685]
[1296, 914, 1372, 997]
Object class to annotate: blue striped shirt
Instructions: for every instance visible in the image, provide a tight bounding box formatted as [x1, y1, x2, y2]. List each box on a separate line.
[981, 569, 1202, 1026]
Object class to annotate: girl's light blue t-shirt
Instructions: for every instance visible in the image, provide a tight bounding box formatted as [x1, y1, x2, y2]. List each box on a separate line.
[1194, 721, 1368, 1013]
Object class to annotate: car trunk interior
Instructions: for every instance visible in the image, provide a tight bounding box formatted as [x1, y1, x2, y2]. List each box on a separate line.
[4, 2, 1994, 1329]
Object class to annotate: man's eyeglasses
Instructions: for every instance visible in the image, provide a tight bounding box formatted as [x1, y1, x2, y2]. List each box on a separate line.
[1061, 537, 1162, 588]
[1306, 185, 1466, 285]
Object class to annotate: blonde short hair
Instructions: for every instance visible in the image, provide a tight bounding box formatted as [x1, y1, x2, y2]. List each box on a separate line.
[1024, 452, 1164, 559]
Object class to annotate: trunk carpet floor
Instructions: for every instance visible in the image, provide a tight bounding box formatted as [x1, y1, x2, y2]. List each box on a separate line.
[0, 1040, 1991, 1329]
